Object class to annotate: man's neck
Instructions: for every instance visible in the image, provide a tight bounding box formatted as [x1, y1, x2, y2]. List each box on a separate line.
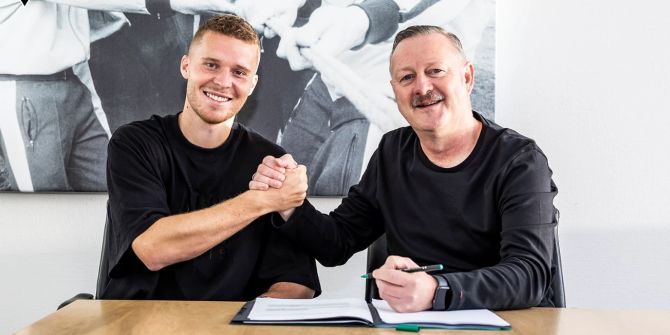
[417, 114, 482, 169]
[178, 111, 233, 149]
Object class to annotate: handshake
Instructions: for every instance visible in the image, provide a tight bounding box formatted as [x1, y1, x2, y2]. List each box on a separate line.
[249, 154, 306, 221]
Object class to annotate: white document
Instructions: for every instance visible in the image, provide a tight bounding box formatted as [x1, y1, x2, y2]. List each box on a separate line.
[248, 297, 373, 322]
[242, 297, 510, 330]
[372, 299, 510, 328]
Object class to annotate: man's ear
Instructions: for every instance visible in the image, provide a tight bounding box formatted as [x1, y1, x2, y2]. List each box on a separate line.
[464, 62, 475, 94]
[180, 55, 190, 79]
[248, 74, 259, 96]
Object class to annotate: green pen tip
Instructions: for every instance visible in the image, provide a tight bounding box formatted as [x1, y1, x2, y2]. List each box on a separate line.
[396, 324, 420, 332]
[438, 264, 444, 270]
[361, 274, 369, 279]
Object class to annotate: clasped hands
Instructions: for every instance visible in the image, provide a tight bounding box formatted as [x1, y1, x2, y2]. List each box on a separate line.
[249, 154, 306, 220]
[250, 155, 439, 312]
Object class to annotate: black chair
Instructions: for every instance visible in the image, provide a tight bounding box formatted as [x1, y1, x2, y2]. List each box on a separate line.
[364, 234, 388, 303]
[364, 209, 566, 307]
[549, 210, 566, 307]
[57, 204, 111, 309]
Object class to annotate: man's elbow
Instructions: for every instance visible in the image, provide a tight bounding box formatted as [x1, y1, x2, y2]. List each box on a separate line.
[316, 251, 351, 267]
[289, 287, 315, 299]
[264, 282, 315, 299]
[131, 237, 165, 272]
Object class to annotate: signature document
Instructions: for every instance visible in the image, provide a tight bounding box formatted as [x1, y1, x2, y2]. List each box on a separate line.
[232, 297, 511, 330]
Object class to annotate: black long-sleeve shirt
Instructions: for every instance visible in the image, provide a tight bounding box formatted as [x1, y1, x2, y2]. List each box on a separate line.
[279, 112, 558, 310]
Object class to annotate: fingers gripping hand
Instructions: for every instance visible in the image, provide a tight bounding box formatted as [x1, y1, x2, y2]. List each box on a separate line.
[238, 0, 305, 38]
[276, 28, 311, 71]
[249, 155, 297, 190]
[277, 153, 298, 169]
[379, 255, 420, 270]
[275, 165, 308, 210]
[373, 256, 437, 313]
[253, 163, 306, 220]
[276, 4, 370, 71]
[296, 5, 369, 55]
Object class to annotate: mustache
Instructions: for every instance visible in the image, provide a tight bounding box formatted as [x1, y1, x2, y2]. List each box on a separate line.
[411, 90, 445, 108]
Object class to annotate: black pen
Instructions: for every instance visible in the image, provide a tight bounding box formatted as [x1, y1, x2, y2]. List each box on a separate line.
[360, 264, 443, 279]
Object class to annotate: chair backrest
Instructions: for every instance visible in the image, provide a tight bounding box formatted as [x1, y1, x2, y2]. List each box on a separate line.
[95, 202, 112, 299]
[547, 209, 566, 307]
[56, 202, 112, 309]
[364, 211, 566, 307]
[364, 234, 388, 302]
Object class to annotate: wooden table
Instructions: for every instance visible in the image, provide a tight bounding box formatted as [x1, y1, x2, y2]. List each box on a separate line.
[16, 300, 670, 335]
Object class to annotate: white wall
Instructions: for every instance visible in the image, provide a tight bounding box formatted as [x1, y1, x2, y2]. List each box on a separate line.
[496, 0, 670, 308]
[2, 0, 670, 333]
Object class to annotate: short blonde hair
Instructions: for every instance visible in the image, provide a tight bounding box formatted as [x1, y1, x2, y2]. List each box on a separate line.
[189, 14, 259, 53]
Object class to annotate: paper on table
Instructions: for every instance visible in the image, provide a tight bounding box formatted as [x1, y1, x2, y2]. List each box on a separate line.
[248, 297, 373, 322]
[372, 299, 510, 328]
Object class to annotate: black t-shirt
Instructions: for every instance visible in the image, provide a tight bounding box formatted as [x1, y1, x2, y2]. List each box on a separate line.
[102, 113, 320, 300]
[280, 112, 557, 310]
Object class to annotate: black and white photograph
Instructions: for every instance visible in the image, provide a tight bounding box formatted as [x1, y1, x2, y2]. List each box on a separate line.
[0, 0, 495, 194]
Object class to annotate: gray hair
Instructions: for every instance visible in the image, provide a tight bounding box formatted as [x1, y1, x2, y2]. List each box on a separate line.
[390, 25, 466, 60]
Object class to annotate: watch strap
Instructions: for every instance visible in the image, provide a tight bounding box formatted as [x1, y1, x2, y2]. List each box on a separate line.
[432, 275, 450, 310]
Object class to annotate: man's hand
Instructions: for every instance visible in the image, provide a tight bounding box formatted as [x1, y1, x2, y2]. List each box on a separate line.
[237, 0, 305, 38]
[372, 256, 438, 313]
[252, 161, 307, 221]
[250, 154, 304, 221]
[276, 4, 370, 71]
[169, 0, 237, 15]
[249, 154, 298, 190]
[273, 165, 308, 210]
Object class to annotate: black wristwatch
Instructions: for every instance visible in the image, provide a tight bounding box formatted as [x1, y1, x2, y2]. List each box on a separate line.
[432, 275, 451, 310]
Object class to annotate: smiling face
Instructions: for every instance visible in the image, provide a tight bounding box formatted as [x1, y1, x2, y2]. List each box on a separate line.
[389, 32, 474, 136]
[180, 31, 259, 125]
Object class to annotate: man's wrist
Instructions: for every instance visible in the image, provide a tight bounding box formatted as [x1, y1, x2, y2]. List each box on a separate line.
[279, 208, 296, 222]
[146, 0, 174, 19]
[243, 190, 275, 217]
[353, 0, 400, 45]
[345, 6, 371, 50]
[432, 275, 451, 310]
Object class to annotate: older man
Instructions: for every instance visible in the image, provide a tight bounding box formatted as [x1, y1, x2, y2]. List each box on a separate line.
[102, 15, 319, 301]
[251, 25, 558, 312]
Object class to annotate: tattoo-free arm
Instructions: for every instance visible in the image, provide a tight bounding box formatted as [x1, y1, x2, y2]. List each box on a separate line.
[262, 282, 315, 299]
[133, 167, 308, 271]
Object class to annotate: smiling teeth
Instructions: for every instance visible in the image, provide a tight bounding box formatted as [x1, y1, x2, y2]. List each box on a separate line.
[205, 92, 229, 102]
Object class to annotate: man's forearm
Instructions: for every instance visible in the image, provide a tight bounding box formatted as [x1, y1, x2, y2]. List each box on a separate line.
[44, 0, 148, 13]
[132, 190, 275, 271]
[42, 0, 238, 15]
[262, 282, 314, 299]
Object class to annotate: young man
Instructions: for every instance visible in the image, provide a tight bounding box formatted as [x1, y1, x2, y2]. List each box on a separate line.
[102, 15, 319, 300]
[251, 26, 558, 312]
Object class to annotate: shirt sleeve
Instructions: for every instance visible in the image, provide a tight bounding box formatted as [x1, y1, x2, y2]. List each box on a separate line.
[278, 150, 386, 266]
[354, 0, 441, 45]
[355, 0, 401, 45]
[103, 125, 170, 294]
[441, 145, 558, 310]
[253, 214, 322, 297]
